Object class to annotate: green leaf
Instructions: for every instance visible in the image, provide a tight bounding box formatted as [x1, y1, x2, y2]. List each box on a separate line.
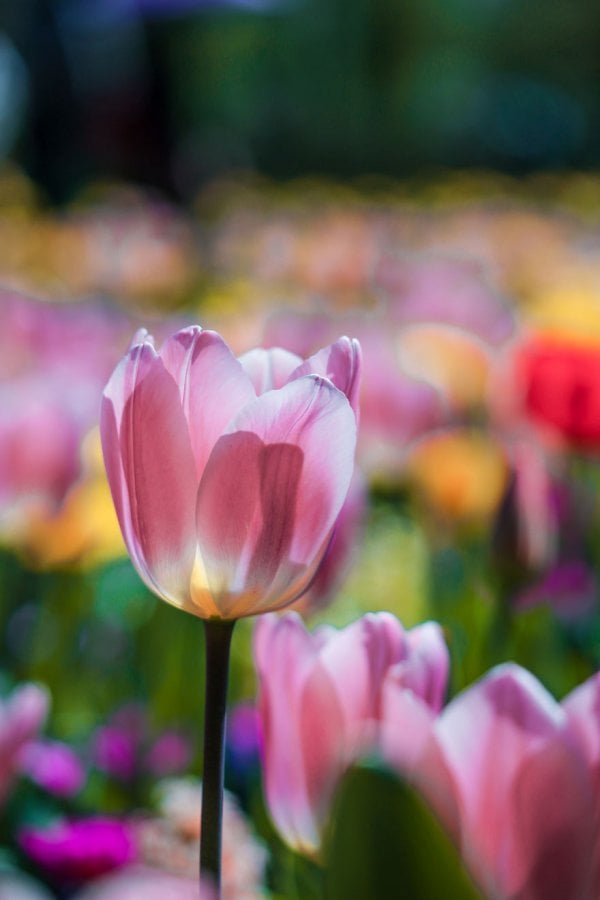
[324, 763, 481, 900]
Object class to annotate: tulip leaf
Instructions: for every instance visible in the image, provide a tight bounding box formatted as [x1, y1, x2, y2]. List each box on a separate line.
[324, 763, 481, 900]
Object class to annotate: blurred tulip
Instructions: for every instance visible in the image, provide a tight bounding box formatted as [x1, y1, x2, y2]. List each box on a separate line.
[22, 739, 85, 797]
[396, 665, 598, 900]
[254, 611, 448, 855]
[564, 672, 600, 896]
[512, 335, 600, 451]
[101, 326, 359, 619]
[19, 817, 137, 885]
[0, 379, 81, 518]
[0, 682, 49, 808]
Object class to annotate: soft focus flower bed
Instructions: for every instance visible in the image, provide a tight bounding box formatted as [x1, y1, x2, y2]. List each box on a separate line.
[2, 167, 600, 897]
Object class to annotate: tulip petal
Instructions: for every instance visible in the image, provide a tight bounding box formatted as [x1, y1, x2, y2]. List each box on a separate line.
[318, 613, 406, 732]
[436, 664, 570, 898]
[402, 622, 450, 712]
[195, 376, 356, 617]
[563, 673, 600, 897]
[290, 337, 362, 416]
[238, 347, 303, 394]
[510, 740, 593, 900]
[160, 327, 256, 479]
[254, 614, 322, 852]
[101, 342, 197, 605]
[299, 659, 346, 832]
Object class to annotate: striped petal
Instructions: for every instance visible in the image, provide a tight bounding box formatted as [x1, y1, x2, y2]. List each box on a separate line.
[290, 336, 362, 417]
[195, 376, 356, 617]
[101, 341, 197, 606]
[160, 327, 256, 480]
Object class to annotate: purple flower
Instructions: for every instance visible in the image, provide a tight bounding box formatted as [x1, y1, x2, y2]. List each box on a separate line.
[19, 817, 137, 884]
[22, 740, 85, 798]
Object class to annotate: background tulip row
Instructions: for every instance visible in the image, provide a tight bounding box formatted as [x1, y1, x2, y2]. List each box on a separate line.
[3, 167, 600, 897]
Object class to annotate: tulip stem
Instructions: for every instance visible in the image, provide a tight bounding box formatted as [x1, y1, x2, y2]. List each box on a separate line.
[200, 618, 235, 895]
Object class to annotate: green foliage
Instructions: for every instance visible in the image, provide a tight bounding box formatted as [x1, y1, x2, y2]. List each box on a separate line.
[324, 764, 481, 900]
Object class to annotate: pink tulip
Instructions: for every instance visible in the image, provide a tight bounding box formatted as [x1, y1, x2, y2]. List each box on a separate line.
[101, 327, 359, 620]
[291, 471, 367, 617]
[0, 683, 49, 808]
[401, 665, 598, 900]
[563, 672, 600, 897]
[0, 378, 82, 513]
[253, 611, 448, 855]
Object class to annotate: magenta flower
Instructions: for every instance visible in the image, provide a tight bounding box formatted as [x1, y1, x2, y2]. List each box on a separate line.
[101, 326, 359, 620]
[19, 817, 137, 884]
[0, 683, 49, 808]
[22, 740, 85, 798]
[253, 611, 448, 854]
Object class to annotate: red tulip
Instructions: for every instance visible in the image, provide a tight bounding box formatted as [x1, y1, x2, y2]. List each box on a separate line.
[513, 336, 600, 451]
[101, 327, 359, 620]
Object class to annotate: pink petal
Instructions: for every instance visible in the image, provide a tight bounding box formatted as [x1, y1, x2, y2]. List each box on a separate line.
[317, 613, 406, 733]
[299, 659, 346, 835]
[195, 376, 356, 617]
[435, 664, 571, 897]
[509, 740, 594, 900]
[563, 672, 600, 774]
[379, 689, 436, 774]
[290, 337, 362, 417]
[563, 672, 600, 896]
[160, 327, 256, 480]
[238, 347, 303, 394]
[254, 614, 322, 852]
[401, 622, 450, 712]
[101, 341, 197, 606]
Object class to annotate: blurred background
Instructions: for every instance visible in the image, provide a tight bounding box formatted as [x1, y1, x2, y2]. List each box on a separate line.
[0, 0, 598, 200]
[1, 1, 600, 896]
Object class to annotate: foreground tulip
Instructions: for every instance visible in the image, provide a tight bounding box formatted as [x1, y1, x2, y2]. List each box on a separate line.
[101, 325, 359, 894]
[101, 326, 359, 620]
[388, 664, 599, 900]
[254, 611, 448, 855]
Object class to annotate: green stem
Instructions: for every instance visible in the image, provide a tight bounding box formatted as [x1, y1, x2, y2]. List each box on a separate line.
[200, 618, 235, 895]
